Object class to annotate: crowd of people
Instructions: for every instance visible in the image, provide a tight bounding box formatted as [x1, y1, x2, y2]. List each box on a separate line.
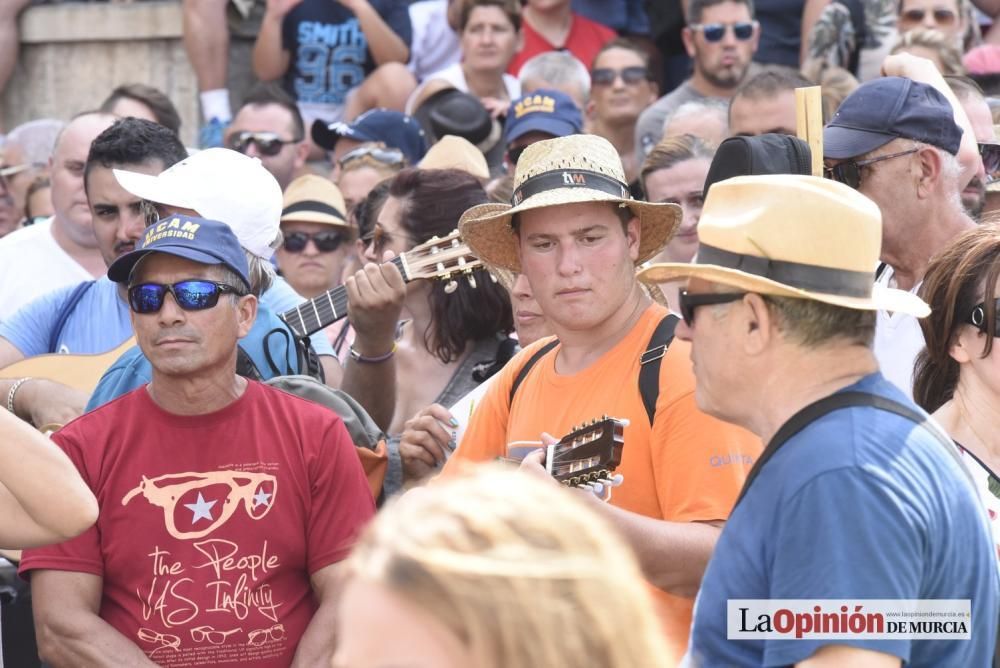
[1, 0, 1000, 666]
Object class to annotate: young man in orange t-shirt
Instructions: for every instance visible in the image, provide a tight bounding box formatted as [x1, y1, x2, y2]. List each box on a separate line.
[449, 134, 761, 663]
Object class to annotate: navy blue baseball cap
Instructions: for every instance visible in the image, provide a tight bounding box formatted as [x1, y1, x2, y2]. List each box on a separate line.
[824, 77, 963, 159]
[504, 89, 584, 145]
[311, 109, 428, 164]
[108, 215, 251, 290]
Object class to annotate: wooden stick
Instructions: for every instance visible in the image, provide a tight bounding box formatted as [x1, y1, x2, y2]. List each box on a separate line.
[795, 86, 824, 177]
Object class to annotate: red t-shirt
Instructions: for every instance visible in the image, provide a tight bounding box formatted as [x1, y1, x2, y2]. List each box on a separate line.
[21, 381, 375, 667]
[508, 12, 617, 76]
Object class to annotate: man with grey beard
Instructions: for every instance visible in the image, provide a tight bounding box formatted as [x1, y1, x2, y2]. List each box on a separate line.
[946, 75, 995, 222]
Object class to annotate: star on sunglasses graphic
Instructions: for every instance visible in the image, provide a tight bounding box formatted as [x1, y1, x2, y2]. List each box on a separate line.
[123, 470, 278, 540]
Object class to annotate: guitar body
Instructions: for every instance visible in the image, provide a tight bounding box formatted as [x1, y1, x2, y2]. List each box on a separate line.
[0, 337, 136, 394]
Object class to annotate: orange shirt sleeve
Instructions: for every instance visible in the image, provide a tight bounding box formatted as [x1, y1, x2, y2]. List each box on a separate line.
[443, 338, 556, 472]
[650, 341, 763, 524]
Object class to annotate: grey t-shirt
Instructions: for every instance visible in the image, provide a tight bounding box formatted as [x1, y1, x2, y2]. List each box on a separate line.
[633, 81, 710, 164]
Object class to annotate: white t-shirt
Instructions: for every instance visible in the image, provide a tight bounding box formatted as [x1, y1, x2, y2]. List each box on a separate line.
[958, 447, 1000, 563]
[0, 218, 92, 323]
[873, 265, 925, 399]
[407, 0, 461, 82]
[405, 62, 522, 115]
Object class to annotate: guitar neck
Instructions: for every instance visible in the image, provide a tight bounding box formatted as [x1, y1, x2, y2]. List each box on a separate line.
[280, 255, 409, 338]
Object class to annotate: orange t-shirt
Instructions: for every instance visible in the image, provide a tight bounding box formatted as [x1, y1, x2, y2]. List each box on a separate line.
[447, 304, 762, 662]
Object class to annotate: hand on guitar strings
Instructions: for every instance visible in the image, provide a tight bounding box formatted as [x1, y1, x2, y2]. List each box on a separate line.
[519, 435, 624, 503]
[399, 403, 458, 485]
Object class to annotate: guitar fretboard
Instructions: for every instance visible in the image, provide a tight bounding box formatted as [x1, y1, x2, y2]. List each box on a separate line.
[281, 256, 408, 338]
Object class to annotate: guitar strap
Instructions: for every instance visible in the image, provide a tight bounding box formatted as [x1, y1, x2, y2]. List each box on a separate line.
[508, 313, 679, 427]
[48, 280, 96, 354]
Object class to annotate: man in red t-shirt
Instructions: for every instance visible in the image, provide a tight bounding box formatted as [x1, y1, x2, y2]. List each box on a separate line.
[21, 215, 376, 667]
[508, 0, 616, 76]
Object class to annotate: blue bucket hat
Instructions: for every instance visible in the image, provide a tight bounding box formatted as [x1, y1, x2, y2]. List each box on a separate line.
[504, 89, 584, 145]
[107, 215, 251, 290]
[823, 77, 963, 159]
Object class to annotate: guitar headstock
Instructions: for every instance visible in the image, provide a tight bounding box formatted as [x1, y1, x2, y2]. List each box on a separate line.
[546, 416, 626, 488]
[400, 229, 487, 293]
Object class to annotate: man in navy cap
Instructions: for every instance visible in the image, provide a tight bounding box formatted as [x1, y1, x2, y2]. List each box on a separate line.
[503, 88, 584, 170]
[311, 108, 428, 178]
[822, 54, 980, 397]
[23, 215, 375, 667]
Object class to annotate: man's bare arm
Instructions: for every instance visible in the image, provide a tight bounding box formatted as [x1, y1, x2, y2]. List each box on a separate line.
[32, 570, 157, 667]
[586, 499, 722, 598]
[290, 563, 343, 667]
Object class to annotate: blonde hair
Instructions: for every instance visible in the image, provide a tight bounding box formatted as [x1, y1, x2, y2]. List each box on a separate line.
[640, 133, 716, 194]
[344, 465, 669, 668]
[891, 28, 966, 76]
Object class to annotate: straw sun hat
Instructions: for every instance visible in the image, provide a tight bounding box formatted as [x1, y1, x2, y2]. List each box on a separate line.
[458, 135, 681, 272]
[638, 174, 930, 317]
[280, 174, 349, 229]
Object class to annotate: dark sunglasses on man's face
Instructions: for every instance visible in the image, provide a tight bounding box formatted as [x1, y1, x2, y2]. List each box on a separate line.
[678, 290, 746, 327]
[591, 66, 652, 87]
[128, 280, 244, 314]
[966, 298, 1000, 336]
[226, 131, 301, 157]
[979, 142, 1000, 183]
[900, 7, 957, 25]
[823, 148, 919, 190]
[282, 230, 345, 253]
[689, 21, 756, 42]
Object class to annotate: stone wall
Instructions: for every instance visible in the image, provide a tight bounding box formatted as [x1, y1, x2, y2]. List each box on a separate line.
[2, 1, 257, 147]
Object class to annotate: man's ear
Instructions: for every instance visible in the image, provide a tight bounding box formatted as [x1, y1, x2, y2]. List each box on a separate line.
[295, 140, 310, 170]
[742, 293, 773, 355]
[681, 27, 696, 58]
[236, 294, 258, 339]
[916, 146, 942, 198]
[626, 213, 641, 261]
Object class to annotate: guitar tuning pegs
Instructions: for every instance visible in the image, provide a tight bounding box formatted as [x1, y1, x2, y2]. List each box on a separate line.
[467, 274, 477, 289]
[444, 280, 458, 294]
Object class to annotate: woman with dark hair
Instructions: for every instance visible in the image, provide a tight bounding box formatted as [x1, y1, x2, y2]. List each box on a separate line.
[914, 224, 1000, 545]
[362, 167, 513, 492]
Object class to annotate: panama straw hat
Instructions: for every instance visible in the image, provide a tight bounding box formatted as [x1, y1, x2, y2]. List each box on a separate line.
[638, 175, 929, 316]
[458, 134, 681, 272]
[419, 135, 490, 180]
[280, 174, 349, 229]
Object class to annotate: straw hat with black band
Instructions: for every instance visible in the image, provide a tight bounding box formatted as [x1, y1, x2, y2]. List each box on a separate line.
[638, 174, 930, 317]
[280, 174, 351, 232]
[459, 134, 682, 272]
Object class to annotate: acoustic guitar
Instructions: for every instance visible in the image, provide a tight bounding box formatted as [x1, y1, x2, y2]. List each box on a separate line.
[505, 416, 627, 489]
[281, 229, 484, 338]
[0, 337, 136, 395]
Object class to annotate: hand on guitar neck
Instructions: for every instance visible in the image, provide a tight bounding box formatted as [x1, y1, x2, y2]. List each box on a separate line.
[516, 417, 627, 501]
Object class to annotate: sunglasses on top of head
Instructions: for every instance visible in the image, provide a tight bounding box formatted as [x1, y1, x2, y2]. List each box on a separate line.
[128, 280, 245, 314]
[338, 145, 407, 169]
[689, 21, 757, 42]
[900, 7, 957, 25]
[591, 66, 652, 87]
[282, 230, 346, 253]
[966, 298, 1000, 336]
[226, 131, 302, 157]
[823, 148, 920, 190]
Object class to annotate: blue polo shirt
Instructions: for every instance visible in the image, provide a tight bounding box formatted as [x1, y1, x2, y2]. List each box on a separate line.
[688, 373, 999, 667]
[0, 277, 130, 356]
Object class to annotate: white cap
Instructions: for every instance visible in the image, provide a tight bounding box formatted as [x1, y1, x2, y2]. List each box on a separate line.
[113, 148, 283, 259]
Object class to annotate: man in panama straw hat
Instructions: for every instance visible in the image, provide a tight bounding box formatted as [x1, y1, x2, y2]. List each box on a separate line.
[639, 174, 998, 667]
[444, 133, 762, 662]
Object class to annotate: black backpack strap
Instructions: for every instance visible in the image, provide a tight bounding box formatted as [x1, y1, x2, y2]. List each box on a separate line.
[48, 280, 95, 353]
[235, 346, 264, 381]
[735, 391, 951, 508]
[638, 314, 678, 426]
[508, 339, 559, 406]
